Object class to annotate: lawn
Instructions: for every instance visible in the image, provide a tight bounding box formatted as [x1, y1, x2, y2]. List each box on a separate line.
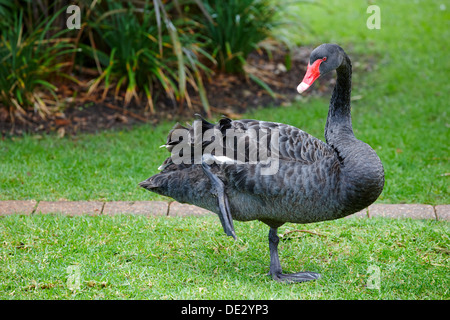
[0, 0, 449, 300]
[0, 214, 448, 299]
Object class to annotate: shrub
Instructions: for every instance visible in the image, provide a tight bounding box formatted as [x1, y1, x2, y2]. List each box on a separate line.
[84, 0, 213, 115]
[0, 9, 75, 121]
[0, 0, 298, 122]
[198, 0, 278, 74]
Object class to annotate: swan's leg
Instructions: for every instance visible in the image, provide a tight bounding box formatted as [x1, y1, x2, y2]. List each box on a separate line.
[268, 227, 320, 283]
[201, 156, 237, 240]
[268, 227, 283, 275]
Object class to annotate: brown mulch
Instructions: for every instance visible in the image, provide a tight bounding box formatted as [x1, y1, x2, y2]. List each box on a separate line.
[0, 45, 339, 137]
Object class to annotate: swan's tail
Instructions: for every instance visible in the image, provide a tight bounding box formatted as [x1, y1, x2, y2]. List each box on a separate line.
[138, 176, 158, 189]
[139, 114, 232, 198]
[154, 114, 232, 173]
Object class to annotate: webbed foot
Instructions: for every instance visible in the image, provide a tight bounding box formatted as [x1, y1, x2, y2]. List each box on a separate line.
[270, 271, 321, 283]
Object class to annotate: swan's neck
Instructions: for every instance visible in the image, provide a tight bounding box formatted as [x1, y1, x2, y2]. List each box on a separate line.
[324, 55, 354, 148]
[324, 55, 385, 213]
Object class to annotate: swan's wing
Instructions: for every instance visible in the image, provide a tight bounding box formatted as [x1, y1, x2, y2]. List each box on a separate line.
[217, 119, 339, 198]
[142, 116, 339, 204]
[228, 118, 335, 164]
[157, 116, 335, 171]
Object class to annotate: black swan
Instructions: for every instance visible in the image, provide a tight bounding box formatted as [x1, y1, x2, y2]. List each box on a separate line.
[140, 44, 385, 282]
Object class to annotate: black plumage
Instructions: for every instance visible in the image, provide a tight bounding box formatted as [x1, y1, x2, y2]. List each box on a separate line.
[140, 44, 384, 282]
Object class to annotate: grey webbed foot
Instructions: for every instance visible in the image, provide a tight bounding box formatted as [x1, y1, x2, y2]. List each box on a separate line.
[268, 227, 319, 283]
[270, 271, 321, 283]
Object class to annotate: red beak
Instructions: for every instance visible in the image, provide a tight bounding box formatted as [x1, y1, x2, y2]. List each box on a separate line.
[297, 59, 323, 93]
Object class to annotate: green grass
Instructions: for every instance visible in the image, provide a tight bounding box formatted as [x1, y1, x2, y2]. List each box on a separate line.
[0, 122, 174, 202]
[0, 214, 448, 299]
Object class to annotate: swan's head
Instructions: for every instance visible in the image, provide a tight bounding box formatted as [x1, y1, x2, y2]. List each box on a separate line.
[297, 43, 346, 94]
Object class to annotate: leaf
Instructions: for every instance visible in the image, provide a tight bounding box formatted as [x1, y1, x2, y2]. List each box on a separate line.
[32, 80, 57, 91]
[153, 0, 163, 56]
[154, 0, 186, 100]
[248, 73, 276, 99]
[57, 127, 65, 138]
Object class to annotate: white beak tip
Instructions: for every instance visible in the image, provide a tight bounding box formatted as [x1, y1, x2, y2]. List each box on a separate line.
[297, 82, 310, 94]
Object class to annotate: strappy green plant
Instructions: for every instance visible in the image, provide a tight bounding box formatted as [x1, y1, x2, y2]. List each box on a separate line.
[0, 9, 75, 121]
[192, 0, 303, 98]
[84, 0, 213, 116]
[197, 0, 277, 74]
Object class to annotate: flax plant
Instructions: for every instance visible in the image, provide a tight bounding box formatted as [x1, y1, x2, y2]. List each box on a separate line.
[85, 0, 213, 115]
[0, 9, 75, 121]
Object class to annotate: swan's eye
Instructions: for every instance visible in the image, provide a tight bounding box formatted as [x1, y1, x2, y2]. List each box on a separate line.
[322, 57, 327, 62]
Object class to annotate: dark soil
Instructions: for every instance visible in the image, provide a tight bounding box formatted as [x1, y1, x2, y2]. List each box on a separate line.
[0, 45, 338, 137]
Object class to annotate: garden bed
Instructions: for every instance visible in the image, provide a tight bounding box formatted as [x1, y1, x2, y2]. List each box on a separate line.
[0, 45, 338, 137]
